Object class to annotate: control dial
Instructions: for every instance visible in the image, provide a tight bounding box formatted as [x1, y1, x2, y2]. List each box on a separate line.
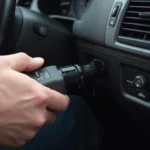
[134, 75, 146, 88]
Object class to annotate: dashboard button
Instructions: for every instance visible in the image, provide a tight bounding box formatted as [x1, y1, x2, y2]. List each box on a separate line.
[126, 80, 134, 87]
[109, 18, 116, 27]
[33, 24, 48, 37]
[109, 2, 122, 27]
[136, 89, 148, 101]
[111, 6, 119, 17]
[134, 75, 146, 88]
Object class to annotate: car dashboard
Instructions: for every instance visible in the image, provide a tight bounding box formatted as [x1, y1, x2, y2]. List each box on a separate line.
[74, 0, 150, 135]
[17, 0, 150, 135]
[17, 0, 89, 19]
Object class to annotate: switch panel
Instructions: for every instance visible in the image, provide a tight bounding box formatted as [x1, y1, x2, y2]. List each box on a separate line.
[122, 66, 150, 101]
[109, 2, 122, 27]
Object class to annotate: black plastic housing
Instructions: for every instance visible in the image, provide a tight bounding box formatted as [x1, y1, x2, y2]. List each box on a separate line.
[13, 7, 76, 66]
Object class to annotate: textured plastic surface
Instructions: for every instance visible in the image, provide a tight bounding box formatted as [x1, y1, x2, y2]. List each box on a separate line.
[14, 7, 76, 66]
[73, 0, 114, 44]
[10, 7, 23, 52]
[0, 0, 16, 53]
[28, 66, 66, 93]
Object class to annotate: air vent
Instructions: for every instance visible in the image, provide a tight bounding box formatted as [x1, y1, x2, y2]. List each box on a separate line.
[118, 0, 150, 48]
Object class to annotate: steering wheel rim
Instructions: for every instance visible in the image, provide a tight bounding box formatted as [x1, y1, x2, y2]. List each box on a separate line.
[0, 0, 16, 53]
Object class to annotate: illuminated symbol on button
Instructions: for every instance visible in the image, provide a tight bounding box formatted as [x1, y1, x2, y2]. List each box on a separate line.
[126, 80, 134, 84]
[35, 72, 40, 78]
[138, 92, 146, 99]
[110, 21, 114, 25]
[45, 71, 50, 79]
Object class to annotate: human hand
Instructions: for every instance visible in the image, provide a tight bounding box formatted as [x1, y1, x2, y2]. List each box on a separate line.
[0, 53, 69, 147]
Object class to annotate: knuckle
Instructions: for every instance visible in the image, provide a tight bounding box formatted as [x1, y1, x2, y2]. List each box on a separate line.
[34, 116, 46, 128]
[19, 52, 30, 61]
[35, 92, 48, 104]
[18, 52, 27, 57]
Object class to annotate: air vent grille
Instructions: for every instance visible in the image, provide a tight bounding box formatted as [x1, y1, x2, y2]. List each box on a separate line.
[118, 0, 150, 42]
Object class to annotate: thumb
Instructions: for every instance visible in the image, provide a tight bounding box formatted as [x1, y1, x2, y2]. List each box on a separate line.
[2, 53, 44, 72]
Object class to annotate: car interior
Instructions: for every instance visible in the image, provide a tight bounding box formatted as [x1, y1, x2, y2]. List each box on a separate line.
[2, 0, 150, 149]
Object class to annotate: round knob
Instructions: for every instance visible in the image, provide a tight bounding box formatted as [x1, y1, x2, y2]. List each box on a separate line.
[134, 75, 146, 88]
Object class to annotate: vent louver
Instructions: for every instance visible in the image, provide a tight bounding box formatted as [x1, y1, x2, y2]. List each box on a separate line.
[118, 0, 150, 48]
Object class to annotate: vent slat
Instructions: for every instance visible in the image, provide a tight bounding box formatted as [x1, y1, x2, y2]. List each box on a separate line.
[125, 16, 150, 21]
[129, 6, 150, 9]
[127, 11, 141, 14]
[131, 1, 150, 2]
[131, 1, 150, 3]
[121, 28, 150, 34]
[118, 0, 150, 44]
[123, 22, 150, 28]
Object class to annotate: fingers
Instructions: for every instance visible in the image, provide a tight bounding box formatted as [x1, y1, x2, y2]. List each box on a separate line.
[1, 53, 44, 72]
[45, 110, 56, 124]
[44, 87, 70, 111]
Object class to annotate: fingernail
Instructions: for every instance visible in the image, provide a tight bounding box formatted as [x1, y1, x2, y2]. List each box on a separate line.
[33, 57, 44, 63]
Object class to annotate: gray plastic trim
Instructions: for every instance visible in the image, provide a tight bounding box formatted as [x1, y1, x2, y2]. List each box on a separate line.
[120, 63, 150, 109]
[105, 0, 150, 57]
[49, 15, 76, 21]
[30, 0, 41, 13]
[30, 0, 76, 22]
[124, 93, 150, 109]
[73, 0, 115, 45]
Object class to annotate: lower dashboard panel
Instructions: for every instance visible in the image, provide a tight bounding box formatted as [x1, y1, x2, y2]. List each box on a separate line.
[77, 41, 150, 135]
[122, 66, 150, 105]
